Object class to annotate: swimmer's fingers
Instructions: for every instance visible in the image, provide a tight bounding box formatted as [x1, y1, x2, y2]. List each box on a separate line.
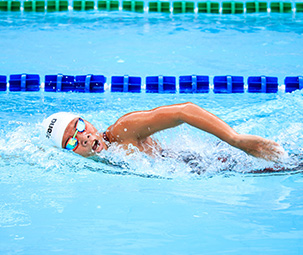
[234, 134, 286, 162]
[261, 142, 286, 162]
[252, 140, 286, 162]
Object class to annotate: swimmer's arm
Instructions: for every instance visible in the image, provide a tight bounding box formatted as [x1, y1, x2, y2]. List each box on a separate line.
[110, 102, 284, 161]
[112, 102, 237, 142]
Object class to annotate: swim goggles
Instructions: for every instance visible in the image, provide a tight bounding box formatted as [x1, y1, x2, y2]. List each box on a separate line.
[65, 118, 86, 151]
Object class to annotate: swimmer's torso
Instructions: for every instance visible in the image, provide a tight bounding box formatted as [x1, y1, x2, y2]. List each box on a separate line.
[119, 137, 163, 156]
[105, 125, 162, 156]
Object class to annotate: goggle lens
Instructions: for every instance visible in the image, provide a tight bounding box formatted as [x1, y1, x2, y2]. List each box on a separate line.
[65, 118, 86, 151]
[66, 138, 78, 151]
[76, 118, 86, 132]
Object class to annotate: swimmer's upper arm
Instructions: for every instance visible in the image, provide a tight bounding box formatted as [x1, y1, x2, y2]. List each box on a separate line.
[108, 104, 186, 141]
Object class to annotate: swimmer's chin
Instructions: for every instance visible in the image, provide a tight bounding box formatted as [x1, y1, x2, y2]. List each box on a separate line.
[75, 148, 104, 158]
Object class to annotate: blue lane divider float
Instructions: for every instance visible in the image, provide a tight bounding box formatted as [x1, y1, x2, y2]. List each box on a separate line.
[9, 74, 40, 91]
[1, 73, 303, 93]
[45, 74, 106, 92]
[179, 75, 209, 93]
[213, 75, 244, 93]
[45, 74, 74, 92]
[285, 76, 303, 93]
[248, 76, 278, 93]
[111, 75, 141, 92]
[0, 75, 6, 91]
[75, 75, 106, 93]
[146, 76, 176, 93]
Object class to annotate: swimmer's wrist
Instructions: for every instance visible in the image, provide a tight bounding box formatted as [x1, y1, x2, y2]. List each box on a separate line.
[228, 134, 241, 148]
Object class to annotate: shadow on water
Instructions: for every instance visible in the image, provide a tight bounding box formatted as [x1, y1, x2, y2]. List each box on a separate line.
[86, 148, 303, 179]
[86, 156, 171, 180]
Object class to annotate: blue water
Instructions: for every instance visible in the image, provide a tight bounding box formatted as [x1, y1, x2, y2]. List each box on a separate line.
[1, 10, 303, 255]
[0, 12, 303, 81]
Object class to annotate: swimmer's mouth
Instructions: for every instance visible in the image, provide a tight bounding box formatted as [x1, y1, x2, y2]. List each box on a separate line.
[92, 140, 102, 152]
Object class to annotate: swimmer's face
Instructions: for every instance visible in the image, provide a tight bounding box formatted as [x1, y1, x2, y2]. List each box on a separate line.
[62, 118, 107, 157]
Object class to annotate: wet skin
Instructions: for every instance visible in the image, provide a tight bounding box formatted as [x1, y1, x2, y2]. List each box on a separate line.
[62, 118, 107, 157]
[61, 102, 285, 161]
[62, 117, 162, 158]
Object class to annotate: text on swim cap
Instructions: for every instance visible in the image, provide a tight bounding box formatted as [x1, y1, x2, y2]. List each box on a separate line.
[46, 118, 57, 138]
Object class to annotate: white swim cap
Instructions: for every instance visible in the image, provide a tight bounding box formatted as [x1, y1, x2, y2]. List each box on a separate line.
[42, 112, 80, 148]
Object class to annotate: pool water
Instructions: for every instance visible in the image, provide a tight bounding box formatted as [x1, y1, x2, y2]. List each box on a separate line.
[1, 8, 303, 255]
[0, 11, 303, 80]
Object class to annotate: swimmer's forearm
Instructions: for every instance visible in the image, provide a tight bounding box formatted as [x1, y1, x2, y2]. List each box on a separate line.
[177, 103, 284, 161]
[178, 102, 239, 146]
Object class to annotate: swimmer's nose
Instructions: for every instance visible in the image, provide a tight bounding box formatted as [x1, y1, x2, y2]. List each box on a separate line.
[78, 132, 93, 147]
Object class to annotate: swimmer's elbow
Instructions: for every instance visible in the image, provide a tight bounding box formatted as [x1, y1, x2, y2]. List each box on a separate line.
[178, 102, 197, 120]
[182, 102, 195, 107]
[175, 102, 193, 123]
[158, 102, 197, 125]
[182, 102, 199, 112]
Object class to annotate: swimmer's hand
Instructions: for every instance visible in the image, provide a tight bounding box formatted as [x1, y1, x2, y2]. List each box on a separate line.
[233, 134, 286, 162]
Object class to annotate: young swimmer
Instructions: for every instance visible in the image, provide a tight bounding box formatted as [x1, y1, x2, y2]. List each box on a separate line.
[42, 102, 284, 162]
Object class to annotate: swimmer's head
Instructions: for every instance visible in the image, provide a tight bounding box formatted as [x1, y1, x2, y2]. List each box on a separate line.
[42, 112, 106, 157]
[42, 112, 80, 148]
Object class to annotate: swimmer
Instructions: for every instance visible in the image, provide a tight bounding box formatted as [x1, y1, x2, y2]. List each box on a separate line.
[42, 102, 285, 162]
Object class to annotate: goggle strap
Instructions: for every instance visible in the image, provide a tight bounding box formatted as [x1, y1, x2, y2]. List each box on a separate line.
[73, 130, 79, 139]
